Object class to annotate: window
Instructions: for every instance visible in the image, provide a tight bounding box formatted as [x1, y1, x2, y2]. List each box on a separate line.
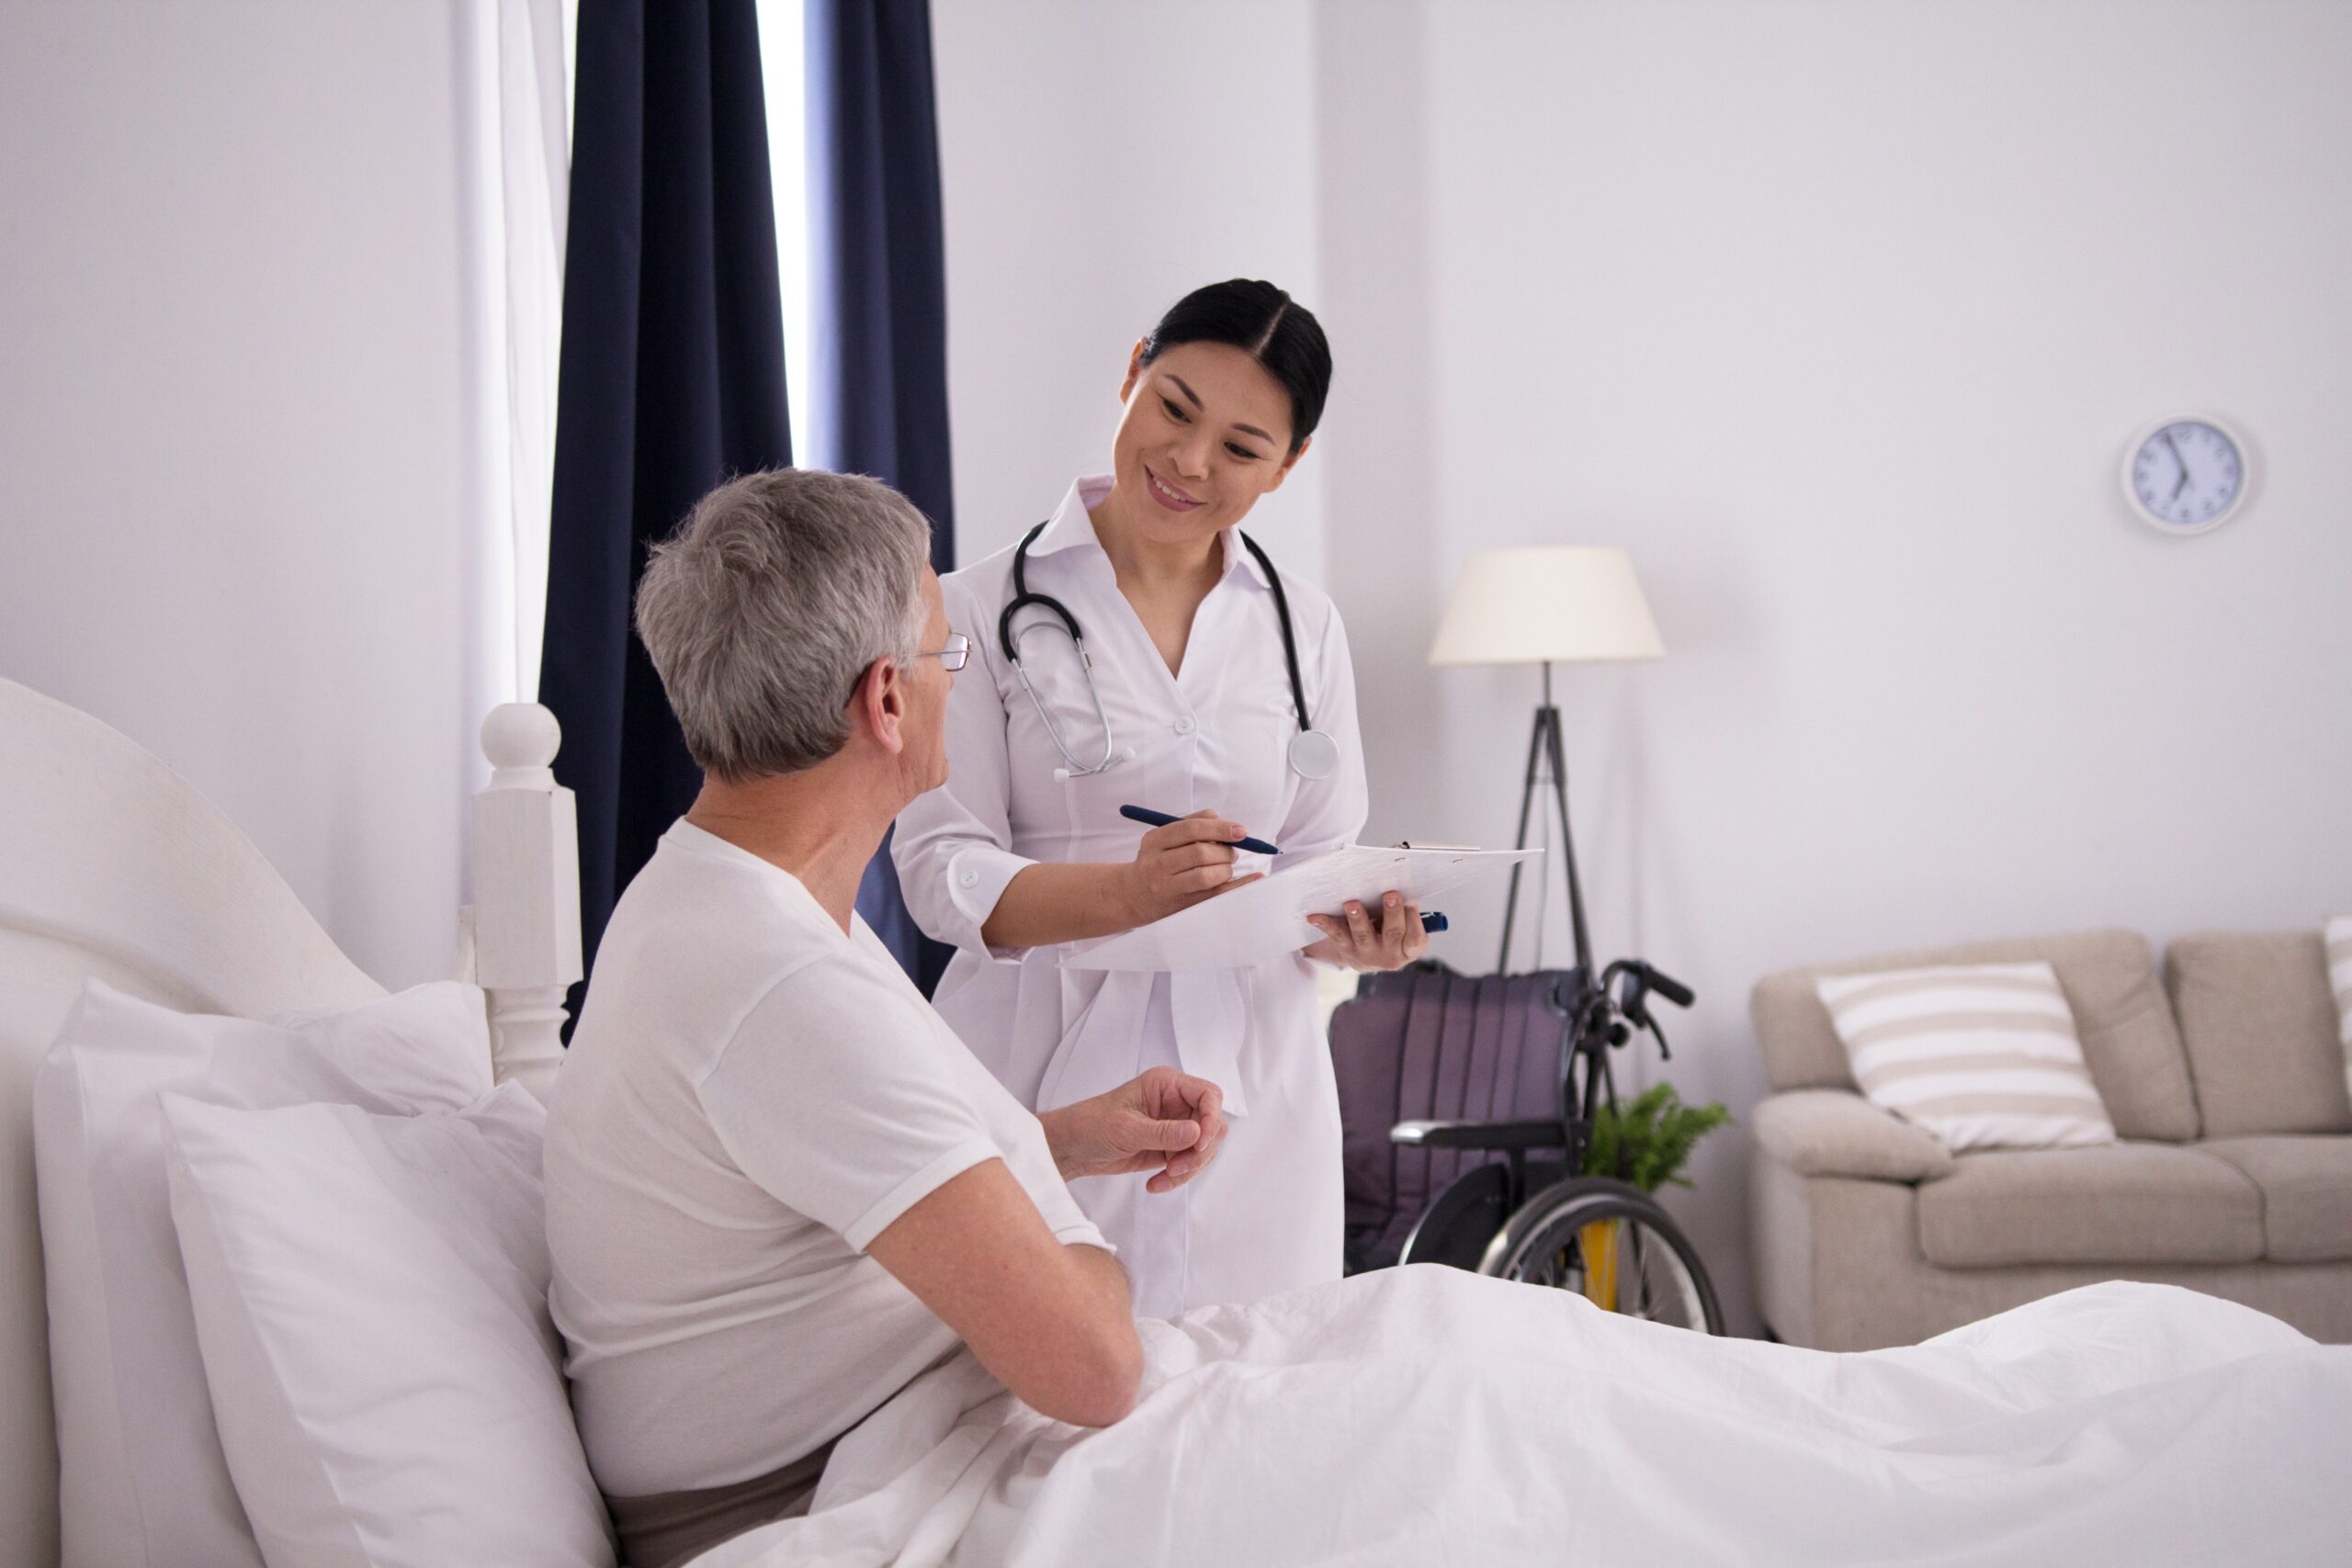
[758, 0, 813, 466]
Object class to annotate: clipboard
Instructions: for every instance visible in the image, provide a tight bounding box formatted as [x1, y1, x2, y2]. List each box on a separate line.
[1058, 844, 1539, 972]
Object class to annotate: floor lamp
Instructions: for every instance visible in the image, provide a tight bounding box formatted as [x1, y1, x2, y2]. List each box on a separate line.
[1430, 547, 1664, 977]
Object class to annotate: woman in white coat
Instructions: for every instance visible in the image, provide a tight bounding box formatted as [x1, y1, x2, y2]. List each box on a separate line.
[893, 280, 1428, 1319]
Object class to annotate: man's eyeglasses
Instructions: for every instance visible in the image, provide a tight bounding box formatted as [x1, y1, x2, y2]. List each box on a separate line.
[913, 632, 970, 673]
[846, 634, 969, 708]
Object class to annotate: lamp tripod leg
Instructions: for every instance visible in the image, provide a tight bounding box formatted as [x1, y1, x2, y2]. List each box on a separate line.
[1496, 701, 1550, 973]
[1544, 705, 1596, 980]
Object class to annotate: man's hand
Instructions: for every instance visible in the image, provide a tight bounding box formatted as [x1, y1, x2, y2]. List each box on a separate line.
[1040, 1066, 1228, 1194]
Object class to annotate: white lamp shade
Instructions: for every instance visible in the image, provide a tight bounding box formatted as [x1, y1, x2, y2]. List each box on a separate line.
[1429, 547, 1665, 667]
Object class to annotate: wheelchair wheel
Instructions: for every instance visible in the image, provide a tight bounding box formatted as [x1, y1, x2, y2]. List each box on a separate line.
[1478, 1177, 1724, 1334]
[1395, 1160, 1516, 1271]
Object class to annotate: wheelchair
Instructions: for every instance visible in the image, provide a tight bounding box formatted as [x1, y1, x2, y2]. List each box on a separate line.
[1379, 958, 1726, 1333]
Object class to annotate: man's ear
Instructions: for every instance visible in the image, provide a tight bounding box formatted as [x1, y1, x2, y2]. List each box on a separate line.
[852, 658, 910, 755]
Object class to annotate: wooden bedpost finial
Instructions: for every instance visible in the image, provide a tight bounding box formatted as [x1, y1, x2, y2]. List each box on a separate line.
[469, 703, 583, 1100]
[481, 702, 562, 786]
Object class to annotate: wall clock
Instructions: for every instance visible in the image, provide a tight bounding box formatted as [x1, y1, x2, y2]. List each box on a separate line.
[2121, 415, 2249, 535]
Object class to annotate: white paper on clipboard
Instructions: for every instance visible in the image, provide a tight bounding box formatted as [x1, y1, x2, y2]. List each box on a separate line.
[1058, 844, 1540, 972]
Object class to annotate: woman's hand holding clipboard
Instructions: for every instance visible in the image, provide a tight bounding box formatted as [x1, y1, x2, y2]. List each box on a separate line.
[1063, 843, 1531, 972]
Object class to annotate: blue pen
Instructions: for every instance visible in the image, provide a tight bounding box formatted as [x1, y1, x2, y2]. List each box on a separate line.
[1119, 805, 1283, 857]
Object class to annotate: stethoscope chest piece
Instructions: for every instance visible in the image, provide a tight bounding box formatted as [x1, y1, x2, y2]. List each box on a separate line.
[1288, 728, 1340, 781]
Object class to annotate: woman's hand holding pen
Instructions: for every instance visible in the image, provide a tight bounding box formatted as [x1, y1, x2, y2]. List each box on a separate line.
[1304, 891, 1430, 972]
[1118, 808, 1264, 926]
[978, 810, 1263, 950]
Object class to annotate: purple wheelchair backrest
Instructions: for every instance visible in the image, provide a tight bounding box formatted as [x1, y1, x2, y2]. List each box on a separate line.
[1328, 961, 1580, 1269]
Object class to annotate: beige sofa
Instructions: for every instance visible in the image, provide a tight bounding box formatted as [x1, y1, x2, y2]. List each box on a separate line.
[1747, 929, 2352, 1349]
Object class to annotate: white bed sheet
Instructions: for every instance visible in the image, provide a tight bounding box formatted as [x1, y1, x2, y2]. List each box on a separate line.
[695, 1269, 2350, 1567]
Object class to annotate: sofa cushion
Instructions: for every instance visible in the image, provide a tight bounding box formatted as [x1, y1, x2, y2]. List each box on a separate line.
[1753, 931, 2199, 1142]
[1915, 1143, 2261, 1268]
[1815, 963, 2116, 1152]
[2165, 931, 2350, 1137]
[2197, 1136, 2352, 1263]
[1750, 1090, 1958, 1182]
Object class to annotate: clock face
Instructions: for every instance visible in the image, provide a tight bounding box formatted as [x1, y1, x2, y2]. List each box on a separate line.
[2125, 418, 2246, 534]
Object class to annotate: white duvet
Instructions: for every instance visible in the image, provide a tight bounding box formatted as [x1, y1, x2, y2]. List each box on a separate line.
[698, 1269, 2351, 1567]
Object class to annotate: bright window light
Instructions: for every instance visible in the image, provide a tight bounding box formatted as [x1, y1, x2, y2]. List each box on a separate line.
[758, 0, 813, 466]
[560, 0, 578, 148]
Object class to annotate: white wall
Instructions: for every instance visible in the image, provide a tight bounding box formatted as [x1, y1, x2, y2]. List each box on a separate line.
[0, 1, 498, 989]
[937, 0, 2352, 1332]
[930, 0, 1326, 581]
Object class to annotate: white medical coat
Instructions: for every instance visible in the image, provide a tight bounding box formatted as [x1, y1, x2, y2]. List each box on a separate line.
[893, 474, 1369, 1316]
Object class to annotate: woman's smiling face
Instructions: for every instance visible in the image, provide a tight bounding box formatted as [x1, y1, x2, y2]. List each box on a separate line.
[1107, 338, 1307, 547]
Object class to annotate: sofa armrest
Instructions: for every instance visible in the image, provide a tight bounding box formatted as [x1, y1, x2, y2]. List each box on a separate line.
[1750, 1090, 1956, 1182]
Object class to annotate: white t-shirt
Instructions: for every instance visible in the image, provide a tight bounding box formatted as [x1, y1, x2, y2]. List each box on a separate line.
[545, 821, 1108, 1499]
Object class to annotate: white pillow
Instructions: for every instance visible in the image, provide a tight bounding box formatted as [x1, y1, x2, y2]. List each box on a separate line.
[32, 979, 494, 1568]
[1815, 961, 2117, 1151]
[2328, 916, 2352, 1106]
[162, 1085, 614, 1568]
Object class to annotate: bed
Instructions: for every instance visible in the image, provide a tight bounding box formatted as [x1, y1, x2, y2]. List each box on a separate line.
[0, 675, 578, 1566]
[4, 675, 2348, 1568]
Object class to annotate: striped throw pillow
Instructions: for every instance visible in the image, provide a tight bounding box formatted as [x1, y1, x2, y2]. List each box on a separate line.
[2328, 917, 2352, 1107]
[1814, 962, 2116, 1152]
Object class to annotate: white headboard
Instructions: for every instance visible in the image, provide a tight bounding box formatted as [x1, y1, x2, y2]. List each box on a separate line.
[0, 676, 581, 1565]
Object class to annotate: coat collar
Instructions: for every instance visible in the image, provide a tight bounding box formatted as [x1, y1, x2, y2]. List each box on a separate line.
[1025, 474, 1272, 589]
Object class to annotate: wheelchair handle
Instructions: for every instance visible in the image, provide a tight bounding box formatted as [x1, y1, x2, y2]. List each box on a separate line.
[1639, 963, 1695, 1010]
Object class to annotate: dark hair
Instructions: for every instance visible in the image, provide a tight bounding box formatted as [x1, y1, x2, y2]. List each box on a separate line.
[1139, 279, 1331, 454]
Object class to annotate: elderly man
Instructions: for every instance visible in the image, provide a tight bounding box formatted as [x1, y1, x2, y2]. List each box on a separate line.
[544, 468, 1227, 1568]
[541, 470, 2352, 1568]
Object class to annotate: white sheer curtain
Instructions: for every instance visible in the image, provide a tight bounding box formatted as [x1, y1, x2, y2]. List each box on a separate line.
[466, 0, 806, 714]
[459, 0, 571, 711]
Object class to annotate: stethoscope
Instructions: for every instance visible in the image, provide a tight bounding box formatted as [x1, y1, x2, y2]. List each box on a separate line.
[998, 519, 1342, 783]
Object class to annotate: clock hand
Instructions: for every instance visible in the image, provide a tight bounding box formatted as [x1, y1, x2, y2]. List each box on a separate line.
[2163, 429, 2191, 500]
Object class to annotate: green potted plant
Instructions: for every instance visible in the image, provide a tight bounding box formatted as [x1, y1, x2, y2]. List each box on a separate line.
[1576, 1082, 1731, 1309]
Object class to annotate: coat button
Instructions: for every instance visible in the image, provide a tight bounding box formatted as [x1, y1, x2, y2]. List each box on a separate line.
[958, 868, 979, 887]
[1173, 716, 1195, 735]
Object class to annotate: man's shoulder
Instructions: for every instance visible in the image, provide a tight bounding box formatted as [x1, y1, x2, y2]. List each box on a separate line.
[607, 869, 811, 981]
[570, 837, 842, 1070]
[714, 943, 943, 1078]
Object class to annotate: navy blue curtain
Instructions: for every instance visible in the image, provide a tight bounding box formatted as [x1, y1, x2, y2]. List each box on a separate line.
[807, 0, 957, 994]
[539, 0, 791, 1000]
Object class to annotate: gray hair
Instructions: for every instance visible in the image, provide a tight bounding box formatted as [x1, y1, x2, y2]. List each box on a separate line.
[634, 468, 932, 781]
